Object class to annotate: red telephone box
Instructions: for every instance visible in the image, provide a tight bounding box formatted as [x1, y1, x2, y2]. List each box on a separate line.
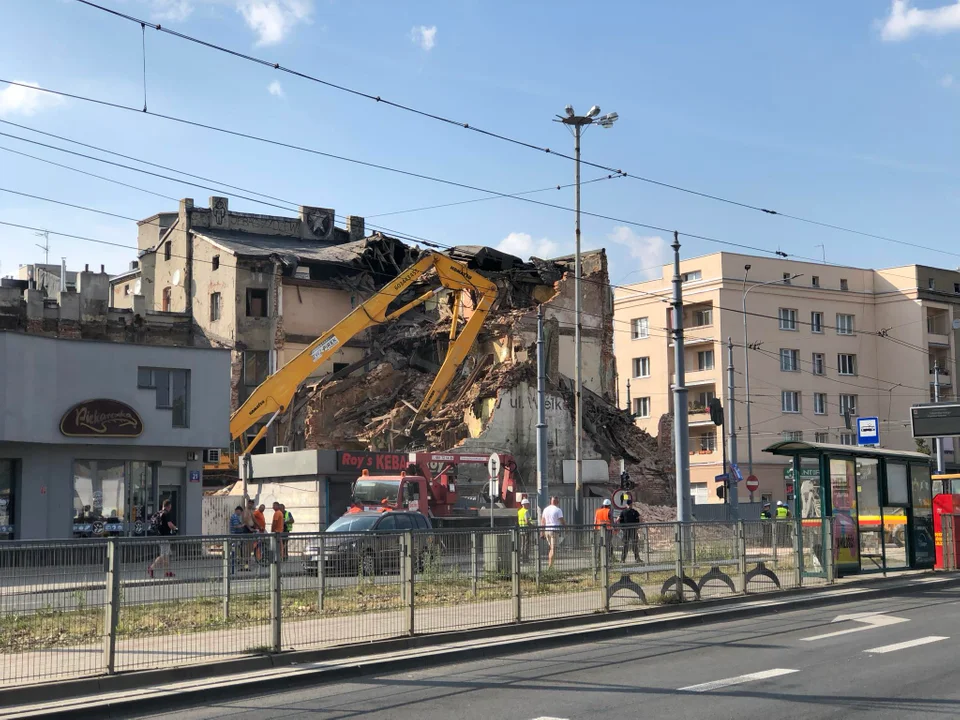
[933, 494, 960, 569]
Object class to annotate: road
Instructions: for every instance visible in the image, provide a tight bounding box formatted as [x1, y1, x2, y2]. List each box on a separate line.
[134, 581, 960, 720]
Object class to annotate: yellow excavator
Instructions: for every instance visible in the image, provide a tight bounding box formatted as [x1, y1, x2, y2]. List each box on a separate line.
[212, 251, 498, 471]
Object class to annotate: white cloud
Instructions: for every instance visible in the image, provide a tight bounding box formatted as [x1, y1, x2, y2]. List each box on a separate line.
[607, 226, 666, 280]
[497, 232, 559, 260]
[238, 0, 312, 46]
[410, 25, 437, 51]
[148, 0, 194, 22]
[881, 0, 960, 41]
[267, 80, 285, 97]
[942, 74, 955, 87]
[0, 81, 64, 118]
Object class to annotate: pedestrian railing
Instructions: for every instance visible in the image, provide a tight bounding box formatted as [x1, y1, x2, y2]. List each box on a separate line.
[0, 519, 834, 687]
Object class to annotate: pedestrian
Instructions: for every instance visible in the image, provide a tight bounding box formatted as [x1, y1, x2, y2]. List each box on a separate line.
[229, 505, 248, 573]
[540, 496, 564, 568]
[594, 498, 613, 565]
[760, 501, 773, 547]
[347, 501, 363, 514]
[253, 504, 266, 533]
[776, 501, 790, 519]
[147, 499, 177, 579]
[517, 497, 533, 561]
[282, 504, 295, 559]
[272, 502, 286, 560]
[760, 502, 772, 520]
[618, 499, 642, 563]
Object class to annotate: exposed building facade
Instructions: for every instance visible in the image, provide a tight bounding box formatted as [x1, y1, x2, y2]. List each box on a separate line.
[614, 252, 959, 505]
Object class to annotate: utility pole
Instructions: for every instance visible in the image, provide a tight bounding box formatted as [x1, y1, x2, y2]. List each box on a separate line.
[671, 233, 690, 523]
[935, 361, 946, 474]
[727, 337, 739, 517]
[557, 104, 618, 522]
[536, 305, 549, 515]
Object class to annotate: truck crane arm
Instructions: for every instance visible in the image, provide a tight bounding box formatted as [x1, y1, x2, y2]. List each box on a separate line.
[231, 252, 498, 455]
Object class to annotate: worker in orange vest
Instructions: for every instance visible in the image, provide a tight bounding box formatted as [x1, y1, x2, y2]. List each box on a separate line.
[594, 498, 613, 564]
[347, 501, 363, 514]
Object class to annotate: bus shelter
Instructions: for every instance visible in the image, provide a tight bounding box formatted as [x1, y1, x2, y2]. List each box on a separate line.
[763, 441, 934, 575]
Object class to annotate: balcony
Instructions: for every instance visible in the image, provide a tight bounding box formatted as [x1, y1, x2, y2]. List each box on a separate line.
[930, 366, 952, 387]
[688, 438, 720, 464]
[927, 311, 952, 346]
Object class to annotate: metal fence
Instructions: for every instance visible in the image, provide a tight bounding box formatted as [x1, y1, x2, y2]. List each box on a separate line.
[0, 518, 833, 687]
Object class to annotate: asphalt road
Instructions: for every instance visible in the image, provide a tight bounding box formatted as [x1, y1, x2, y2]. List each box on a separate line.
[134, 581, 960, 720]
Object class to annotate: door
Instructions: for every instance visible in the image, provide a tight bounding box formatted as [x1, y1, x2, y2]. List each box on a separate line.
[856, 458, 884, 572]
[883, 462, 910, 571]
[159, 466, 183, 534]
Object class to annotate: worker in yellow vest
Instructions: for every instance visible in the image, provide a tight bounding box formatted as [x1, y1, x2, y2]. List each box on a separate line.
[517, 497, 533, 561]
[776, 501, 790, 519]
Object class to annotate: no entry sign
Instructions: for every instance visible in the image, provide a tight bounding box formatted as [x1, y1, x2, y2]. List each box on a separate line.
[745, 475, 760, 493]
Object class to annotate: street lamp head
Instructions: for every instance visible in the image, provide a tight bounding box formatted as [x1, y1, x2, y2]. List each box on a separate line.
[744, 264, 751, 272]
[564, 105, 575, 117]
[586, 105, 601, 118]
[598, 111, 619, 128]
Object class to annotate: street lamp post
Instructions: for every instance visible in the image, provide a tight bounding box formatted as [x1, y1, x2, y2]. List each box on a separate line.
[557, 104, 618, 519]
[742, 268, 803, 497]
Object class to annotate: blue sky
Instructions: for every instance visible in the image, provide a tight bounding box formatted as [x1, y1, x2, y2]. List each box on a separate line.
[2, 1, 960, 284]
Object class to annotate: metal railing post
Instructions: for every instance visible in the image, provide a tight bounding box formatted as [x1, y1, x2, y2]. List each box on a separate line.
[771, 519, 779, 568]
[403, 531, 415, 636]
[103, 538, 120, 674]
[222, 538, 231, 620]
[269, 534, 282, 653]
[471, 531, 479, 597]
[600, 526, 610, 612]
[534, 527, 542, 591]
[512, 528, 521, 623]
[675, 523, 685, 602]
[737, 520, 747, 593]
[794, 517, 802, 587]
[317, 534, 326, 611]
[644, 525, 651, 567]
[825, 518, 835, 584]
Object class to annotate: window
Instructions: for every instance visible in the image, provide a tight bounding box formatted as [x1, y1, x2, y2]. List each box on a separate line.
[782, 391, 800, 413]
[836, 314, 854, 335]
[839, 394, 858, 417]
[692, 308, 712, 327]
[812, 353, 825, 376]
[954, 283, 960, 294]
[782, 430, 803, 442]
[138, 368, 190, 427]
[164, 242, 171, 261]
[840, 278, 849, 291]
[839, 432, 856, 446]
[691, 483, 708, 505]
[246, 288, 268, 317]
[243, 351, 269, 387]
[838, 353, 857, 376]
[631, 317, 649, 340]
[210, 292, 221, 322]
[161, 286, 172, 312]
[780, 348, 800, 372]
[632, 357, 651, 378]
[681, 270, 702, 282]
[123, 284, 130, 296]
[783, 273, 792, 285]
[698, 433, 717, 452]
[633, 397, 651, 418]
[929, 278, 936, 290]
[72, 460, 126, 537]
[811, 311, 823, 334]
[815, 431, 829, 443]
[212, 255, 220, 271]
[695, 390, 715, 407]
[697, 350, 714, 371]
[812, 276, 820, 288]
[813, 393, 827, 415]
[778, 308, 798, 331]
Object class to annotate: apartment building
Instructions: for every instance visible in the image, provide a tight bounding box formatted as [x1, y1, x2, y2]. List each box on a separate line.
[614, 252, 959, 505]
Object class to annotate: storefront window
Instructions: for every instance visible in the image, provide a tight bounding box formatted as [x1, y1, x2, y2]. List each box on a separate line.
[830, 457, 860, 570]
[129, 462, 151, 536]
[73, 460, 127, 537]
[0, 460, 15, 540]
[911, 464, 935, 566]
[856, 458, 882, 569]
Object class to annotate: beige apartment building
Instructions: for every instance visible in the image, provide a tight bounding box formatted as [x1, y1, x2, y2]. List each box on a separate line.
[614, 252, 960, 505]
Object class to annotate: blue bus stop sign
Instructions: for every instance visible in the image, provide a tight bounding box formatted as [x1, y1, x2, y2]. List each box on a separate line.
[857, 416, 880, 446]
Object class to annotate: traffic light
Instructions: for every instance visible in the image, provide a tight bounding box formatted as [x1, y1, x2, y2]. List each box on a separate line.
[619, 471, 634, 491]
[716, 484, 725, 499]
[709, 398, 724, 427]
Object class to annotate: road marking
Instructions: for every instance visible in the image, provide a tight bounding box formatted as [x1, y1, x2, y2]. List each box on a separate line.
[864, 636, 949, 654]
[679, 668, 798, 693]
[802, 612, 908, 641]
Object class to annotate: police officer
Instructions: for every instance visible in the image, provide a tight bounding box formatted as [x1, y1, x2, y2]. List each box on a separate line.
[760, 502, 772, 520]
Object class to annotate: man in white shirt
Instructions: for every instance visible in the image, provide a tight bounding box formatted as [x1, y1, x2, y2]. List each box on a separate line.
[540, 496, 565, 568]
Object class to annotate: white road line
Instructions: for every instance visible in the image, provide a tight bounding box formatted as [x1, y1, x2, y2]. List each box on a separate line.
[679, 668, 799, 693]
[863, 636, 949, 654]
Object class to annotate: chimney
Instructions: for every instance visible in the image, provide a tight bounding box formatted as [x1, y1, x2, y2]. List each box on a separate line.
[346, 216, 365, 243]
[100, 264, 105, 273]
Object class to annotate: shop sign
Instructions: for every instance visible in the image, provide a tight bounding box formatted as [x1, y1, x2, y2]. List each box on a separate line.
[60, 399, 143, 438]
[337, 451, 409, 473]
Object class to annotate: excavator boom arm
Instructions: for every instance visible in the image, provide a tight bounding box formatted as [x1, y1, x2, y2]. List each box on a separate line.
[229, 252, 498, 453]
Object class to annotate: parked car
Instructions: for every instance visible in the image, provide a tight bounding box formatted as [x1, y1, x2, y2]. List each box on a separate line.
[303, 511, 433, 576]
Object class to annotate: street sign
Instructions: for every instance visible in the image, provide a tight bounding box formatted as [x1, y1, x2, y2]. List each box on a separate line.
[857, 416, 880, 446]
[745, 475, 760, 493]
[730, 462, 743, 483]
[487, 452, 501, 479]
[912, 403, 960, 439]
[714, 473, 729, 483]
[611, 489, 632, 509]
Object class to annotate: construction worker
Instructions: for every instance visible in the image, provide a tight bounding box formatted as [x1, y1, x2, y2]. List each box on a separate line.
[347, 501, 364, 514]
[271, 502, 285, 560]
[517, 497, 533, 560]
[776, 500, 790, 519]
[775, 500, 790, 550]
[594, 499, 613, 565]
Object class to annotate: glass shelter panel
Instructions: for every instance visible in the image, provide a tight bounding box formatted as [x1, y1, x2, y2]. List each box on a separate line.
[830, 457, 860, 571]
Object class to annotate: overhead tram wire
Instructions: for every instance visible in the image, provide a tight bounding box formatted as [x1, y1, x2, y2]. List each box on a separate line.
[71, 0, 960, 261]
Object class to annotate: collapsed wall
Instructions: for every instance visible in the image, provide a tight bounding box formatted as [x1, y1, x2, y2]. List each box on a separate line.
[289, 245, 673, 502]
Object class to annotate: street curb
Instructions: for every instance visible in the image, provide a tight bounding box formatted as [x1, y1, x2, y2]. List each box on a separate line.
[4, 572, 958, 719]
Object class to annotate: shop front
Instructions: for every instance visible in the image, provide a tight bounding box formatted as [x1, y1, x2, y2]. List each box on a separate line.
[764, 441, 934, 574]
